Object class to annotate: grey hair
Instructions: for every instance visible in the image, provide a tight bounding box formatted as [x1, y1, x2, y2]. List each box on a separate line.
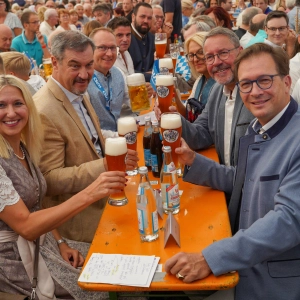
[242, 7, 261, 25]
[184, 19, 211, 32]
[189, 15, 216, 29]
[51, 31, 95, 62]
[74, 3, 83, 9]
[152, 4, 163, 11]
[286, 0, 295, 9]
[204, 27, 240, 50]
[44, 8, 57, 21]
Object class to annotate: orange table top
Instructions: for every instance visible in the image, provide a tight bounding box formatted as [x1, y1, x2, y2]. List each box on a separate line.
[78, 127, 239, 292]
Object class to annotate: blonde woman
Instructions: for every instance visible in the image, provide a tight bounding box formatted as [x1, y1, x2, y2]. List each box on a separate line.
[182, 0, 194, 27]
[0, 75, 126, 299]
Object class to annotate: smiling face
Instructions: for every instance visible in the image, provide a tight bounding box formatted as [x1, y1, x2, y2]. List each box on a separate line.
[238, 53, 291, 126]
[204, 34, 240, 86]
[265, 17, 289, 47]
[52, 46, 94, 95]
[0, 85, 28, 145]
[93, 30, 117, 75]
[188, 40, 208, 76]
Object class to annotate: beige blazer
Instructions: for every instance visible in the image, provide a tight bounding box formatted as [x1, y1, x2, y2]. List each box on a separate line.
[34, 78, 107, 243]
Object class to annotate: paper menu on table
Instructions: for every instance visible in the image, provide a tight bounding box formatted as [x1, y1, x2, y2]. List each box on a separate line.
[78, 253, 160, 287]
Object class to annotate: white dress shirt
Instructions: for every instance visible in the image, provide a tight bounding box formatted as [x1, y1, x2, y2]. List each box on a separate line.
[224, 85, 238, 167]
[114, 48, 135, 77]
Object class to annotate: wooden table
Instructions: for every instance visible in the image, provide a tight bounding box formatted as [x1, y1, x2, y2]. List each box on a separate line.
[78, 128, 239, 294]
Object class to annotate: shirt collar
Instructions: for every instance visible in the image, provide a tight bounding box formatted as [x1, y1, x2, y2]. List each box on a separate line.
[252, 101, 290, 134]
[22, 31, 38, 44]
[51, 76, 83, 103]
[223, 85, 238, 100]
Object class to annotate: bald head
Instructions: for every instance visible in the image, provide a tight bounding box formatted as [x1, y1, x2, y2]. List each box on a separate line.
[0, 25, 13, 52]
[249, 13, 267, 35]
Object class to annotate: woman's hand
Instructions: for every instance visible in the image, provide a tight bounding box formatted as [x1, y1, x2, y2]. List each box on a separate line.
[59, 243, 84, 268]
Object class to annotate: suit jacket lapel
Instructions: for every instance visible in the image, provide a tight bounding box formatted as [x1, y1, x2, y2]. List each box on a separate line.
[47, 78, 101, 157]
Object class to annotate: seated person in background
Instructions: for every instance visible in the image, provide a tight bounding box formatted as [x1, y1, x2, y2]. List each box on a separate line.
[92, 3, 113, 27]
[75, 3, 89, 25]
[240, 13, 266, 47]
[128, 2, 155, 82]
[0, 51, 45, 94]
[33, 31, 138, 243]
[88, 28, 134, 135]
[234, 7, 261, 39]
[12, 11, 51, 66]
[165, 43, 300, 300]
[256, 0, 273, 14]
[39, 8, 58, 38]
[173, 32, 216, 123]
[0, 75, 126, 299]
[0, 24, 14, 52]
[263, 11, 296, 58]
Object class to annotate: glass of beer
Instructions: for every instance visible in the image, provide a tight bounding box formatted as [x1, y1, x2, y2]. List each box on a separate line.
[156, 74, 174, 114]
[169, 43, 179, 71]
[160, 112, 182, 172]
[39, 58, 53, 80]
[127, 73, 150, 112]
[155, 33, 167, 59]
[105, 137, 128, 206]
[159, 58, 174, 75]
[117, 117, 138, 176]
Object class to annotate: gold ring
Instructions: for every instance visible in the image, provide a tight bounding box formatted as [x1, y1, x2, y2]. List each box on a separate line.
[176, 272, 185, 279]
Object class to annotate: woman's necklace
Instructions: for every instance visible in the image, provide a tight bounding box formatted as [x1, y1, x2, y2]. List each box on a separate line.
[14, 145, 25, 160]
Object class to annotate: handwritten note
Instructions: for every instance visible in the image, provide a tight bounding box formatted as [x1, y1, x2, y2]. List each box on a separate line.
[78, 254, 160, 287]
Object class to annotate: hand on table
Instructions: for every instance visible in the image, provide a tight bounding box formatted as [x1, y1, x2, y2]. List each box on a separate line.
[165, 252, 212, 283]
[59, 243, 85, 268]
[175, 138, 196, 167]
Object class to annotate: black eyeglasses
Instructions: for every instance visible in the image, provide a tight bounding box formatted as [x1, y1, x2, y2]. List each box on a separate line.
[266, 26, 288, 32]
[204, 47, 239, 65]
[95, 45, 117, 53]
[236, 74, 281, 93]
[186, 50, 205, 62]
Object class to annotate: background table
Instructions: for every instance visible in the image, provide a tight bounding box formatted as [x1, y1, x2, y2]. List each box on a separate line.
[78, 126, 239, 294]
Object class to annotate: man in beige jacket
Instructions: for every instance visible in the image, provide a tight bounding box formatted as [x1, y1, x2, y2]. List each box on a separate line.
[34, 31, 138, 243]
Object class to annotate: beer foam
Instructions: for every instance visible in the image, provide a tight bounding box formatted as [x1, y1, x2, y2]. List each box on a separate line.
[105, 137, 127, 156]
[127, 73, 146, 86]
[161, 113, 182, 129]
[159, 58, 173, 69]
[155, 40, 167, 44]
[156, 74, 173, 86]
[118, 117, 137, 135]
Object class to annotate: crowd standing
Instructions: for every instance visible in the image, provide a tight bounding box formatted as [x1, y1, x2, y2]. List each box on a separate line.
[1, 0, 300, 299]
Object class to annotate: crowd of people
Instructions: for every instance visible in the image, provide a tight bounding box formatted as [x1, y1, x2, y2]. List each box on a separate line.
[1, 0, 300, 299]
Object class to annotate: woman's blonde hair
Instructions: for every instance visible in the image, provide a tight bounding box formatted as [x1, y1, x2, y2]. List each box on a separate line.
[181, 0, 194, 10]
[38, 6, 48, 22]
[0, 75, 43, 166]
[184, 31, 208, 78]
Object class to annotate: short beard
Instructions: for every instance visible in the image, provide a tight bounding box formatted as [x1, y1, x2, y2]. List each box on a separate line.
[134, 20, 149, 35]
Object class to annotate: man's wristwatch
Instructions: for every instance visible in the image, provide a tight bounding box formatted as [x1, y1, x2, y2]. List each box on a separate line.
[57, 238, 67, 246]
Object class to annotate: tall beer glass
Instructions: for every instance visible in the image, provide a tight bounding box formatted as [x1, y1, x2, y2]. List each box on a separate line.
[39, 58, 53, 80]
[169, 43, 179, 71]
[155, 33, 167, 59]
[160, 112, 182, 171]
[127, 73, 150, 112]
[117, 117, 138, 176]
[106, 137, 128, 206]
[156, 74, 174, 114]
[159, 58, 174, 75]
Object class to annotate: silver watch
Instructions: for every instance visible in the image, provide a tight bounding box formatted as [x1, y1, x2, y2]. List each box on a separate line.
[57, 238, 67, 246]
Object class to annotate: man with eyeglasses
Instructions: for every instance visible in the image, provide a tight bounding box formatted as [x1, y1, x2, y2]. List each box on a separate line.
[11, 11, 50, 66]
[34, 31, 139, 243]
[166, 42, 300, 300]
[264, 11, 296, 58]
[177, 27, 253, 168]
[88, 27, 134, 133]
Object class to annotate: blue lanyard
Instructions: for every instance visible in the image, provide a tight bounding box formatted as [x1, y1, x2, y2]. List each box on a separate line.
[92, 74, 112, 111]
